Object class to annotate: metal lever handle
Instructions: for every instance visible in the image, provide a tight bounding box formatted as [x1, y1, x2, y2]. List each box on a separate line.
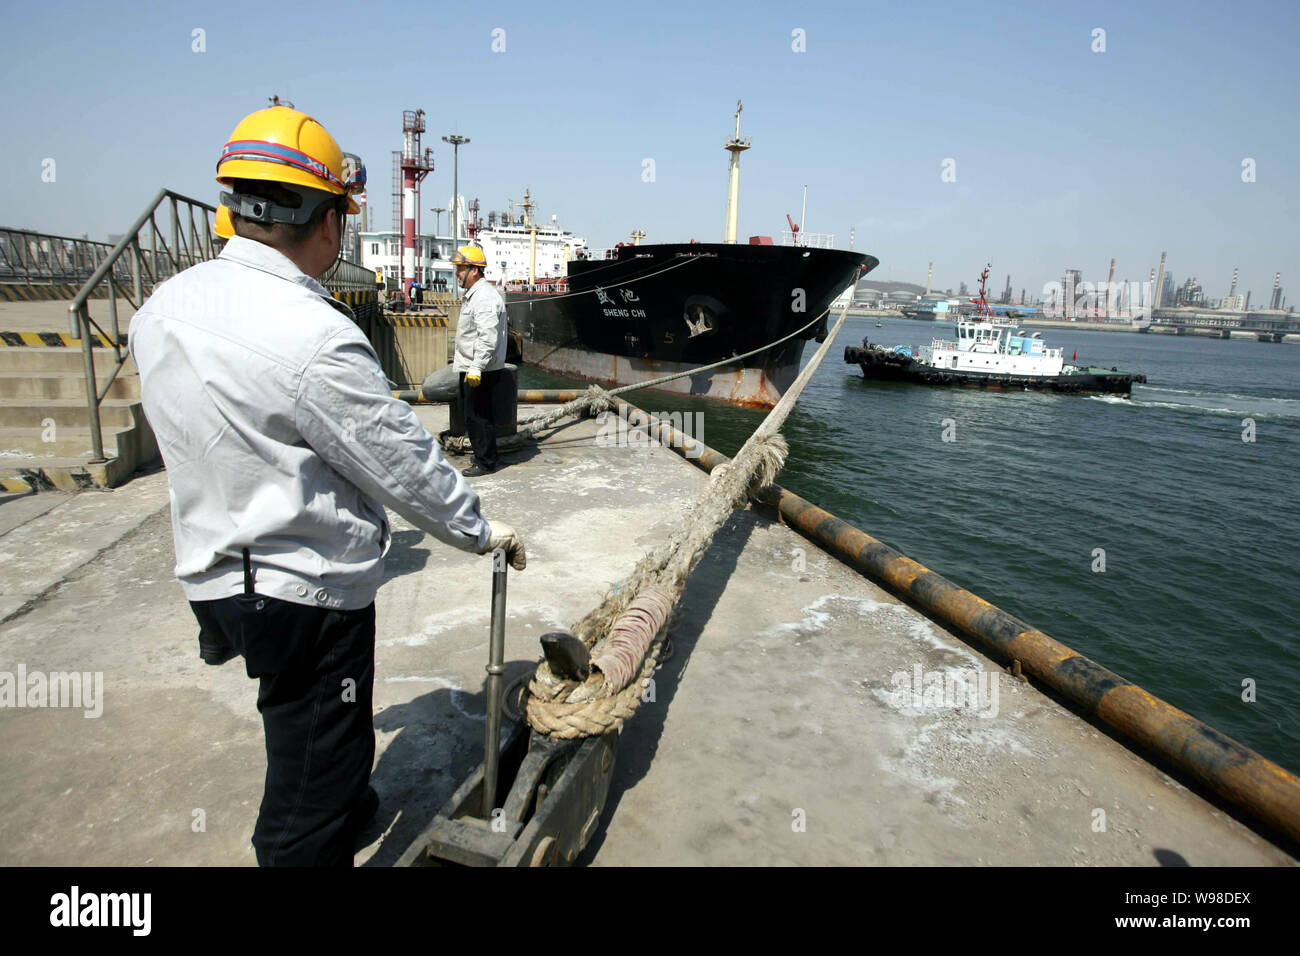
[482, 550, 508, 819]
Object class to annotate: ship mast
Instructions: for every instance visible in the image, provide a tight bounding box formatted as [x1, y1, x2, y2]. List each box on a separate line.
[973, 263, 994, 319]
[722, 100, 751, 244]
[508, 186, 537, 228]
[509, 187, 539, 284]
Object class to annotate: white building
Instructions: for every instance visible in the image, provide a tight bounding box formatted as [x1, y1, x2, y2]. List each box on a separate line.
[360, 188, 587, 291]
[359, 232, 457, 292]
[477, 218, 586, 285]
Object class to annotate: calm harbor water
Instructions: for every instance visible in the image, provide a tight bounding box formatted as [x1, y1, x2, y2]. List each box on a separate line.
[519, 316, 1300, 772]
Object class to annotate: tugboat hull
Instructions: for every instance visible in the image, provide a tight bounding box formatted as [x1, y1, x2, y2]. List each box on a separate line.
[844, 344, 1146, 395]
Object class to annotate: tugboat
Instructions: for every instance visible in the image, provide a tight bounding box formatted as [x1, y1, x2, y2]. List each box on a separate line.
[844, 265, 1146, 395]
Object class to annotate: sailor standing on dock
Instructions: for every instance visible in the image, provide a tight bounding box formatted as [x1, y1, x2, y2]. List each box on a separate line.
[451, 244, 508, 476]
[129, 105, 526, 866]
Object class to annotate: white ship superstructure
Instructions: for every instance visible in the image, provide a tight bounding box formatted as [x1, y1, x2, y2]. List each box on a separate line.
[476, 188, 586, 285]
[359, 189, 586, 295]
[919, 317, 1064, 376]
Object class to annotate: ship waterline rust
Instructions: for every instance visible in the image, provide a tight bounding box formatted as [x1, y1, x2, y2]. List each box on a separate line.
[520, 339, 787, 408]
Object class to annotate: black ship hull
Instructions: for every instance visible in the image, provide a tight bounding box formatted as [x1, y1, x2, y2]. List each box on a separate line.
[844, 343, 1146, 395]
[506, 243, 876, 407]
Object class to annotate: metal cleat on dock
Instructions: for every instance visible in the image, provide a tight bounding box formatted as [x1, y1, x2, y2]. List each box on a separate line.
[397, 560, 618, 867]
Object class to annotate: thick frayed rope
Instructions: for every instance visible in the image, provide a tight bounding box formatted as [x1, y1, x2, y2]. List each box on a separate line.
[588, 585, 675, 696]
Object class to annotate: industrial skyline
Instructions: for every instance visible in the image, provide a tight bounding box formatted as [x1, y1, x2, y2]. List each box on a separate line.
[858, 256, 1287, 315]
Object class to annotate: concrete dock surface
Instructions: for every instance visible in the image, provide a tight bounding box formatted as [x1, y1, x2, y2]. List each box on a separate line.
[0, 404, 1292, 866]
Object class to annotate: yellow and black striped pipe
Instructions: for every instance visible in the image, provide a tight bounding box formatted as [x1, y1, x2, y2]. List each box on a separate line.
[609, 399, 1300, 848]
[517, 389, 584, 404]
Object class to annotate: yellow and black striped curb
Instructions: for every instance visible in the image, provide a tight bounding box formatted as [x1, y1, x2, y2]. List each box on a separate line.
[5, 284, 373, 309]
[331, 290, 377, 308]
[378, 314, 450, 327]
[0, 467, 102, 493]
[0, 283, 114, 302]
[0, 331, 122, 348]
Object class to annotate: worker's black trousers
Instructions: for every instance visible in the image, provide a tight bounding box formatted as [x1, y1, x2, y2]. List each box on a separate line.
[190, 595, 376, 867]
[459, 369, 502, 471]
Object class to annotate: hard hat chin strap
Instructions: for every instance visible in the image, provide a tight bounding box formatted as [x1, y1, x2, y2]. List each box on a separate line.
[221, 185, 337, 227]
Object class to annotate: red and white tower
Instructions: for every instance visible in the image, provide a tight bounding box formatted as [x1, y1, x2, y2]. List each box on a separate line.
[392, 109, 434, 300]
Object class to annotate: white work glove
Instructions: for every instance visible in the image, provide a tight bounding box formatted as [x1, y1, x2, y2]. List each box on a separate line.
[481, 522, 526, 570]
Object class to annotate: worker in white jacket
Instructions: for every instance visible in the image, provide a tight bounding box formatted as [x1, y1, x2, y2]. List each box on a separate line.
[129, 105, 525, 867]
[450, 244, 508, 476]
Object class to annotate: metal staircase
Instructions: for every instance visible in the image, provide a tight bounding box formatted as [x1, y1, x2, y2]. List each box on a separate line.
[0, 190, 379, 492]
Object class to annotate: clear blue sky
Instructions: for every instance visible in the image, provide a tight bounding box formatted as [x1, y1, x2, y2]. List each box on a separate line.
[1, 0, 1296, 301]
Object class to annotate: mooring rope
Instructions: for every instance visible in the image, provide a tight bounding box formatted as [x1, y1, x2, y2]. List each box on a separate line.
[522, 290, 856, 739]
[504, 254, 703, 305]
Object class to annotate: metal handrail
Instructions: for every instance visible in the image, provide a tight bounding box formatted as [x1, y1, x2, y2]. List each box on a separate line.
[68, 190, 220, 462]
[320, 256, 382, 292]
[0, 228, 131, 287]
[69, 189, 381, 464]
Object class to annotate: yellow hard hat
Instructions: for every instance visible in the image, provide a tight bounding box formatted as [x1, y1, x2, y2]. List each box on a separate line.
[214, 204, 234, 239]
[451, 245, 487, 269]
[215, 106, 365, 214]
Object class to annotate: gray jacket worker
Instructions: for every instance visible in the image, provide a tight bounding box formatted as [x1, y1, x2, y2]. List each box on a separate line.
[450, 243, 508, 476]
[129, 104, 525, 866]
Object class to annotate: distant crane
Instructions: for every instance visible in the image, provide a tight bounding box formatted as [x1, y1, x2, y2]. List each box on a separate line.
[785, 214, 801, 247]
